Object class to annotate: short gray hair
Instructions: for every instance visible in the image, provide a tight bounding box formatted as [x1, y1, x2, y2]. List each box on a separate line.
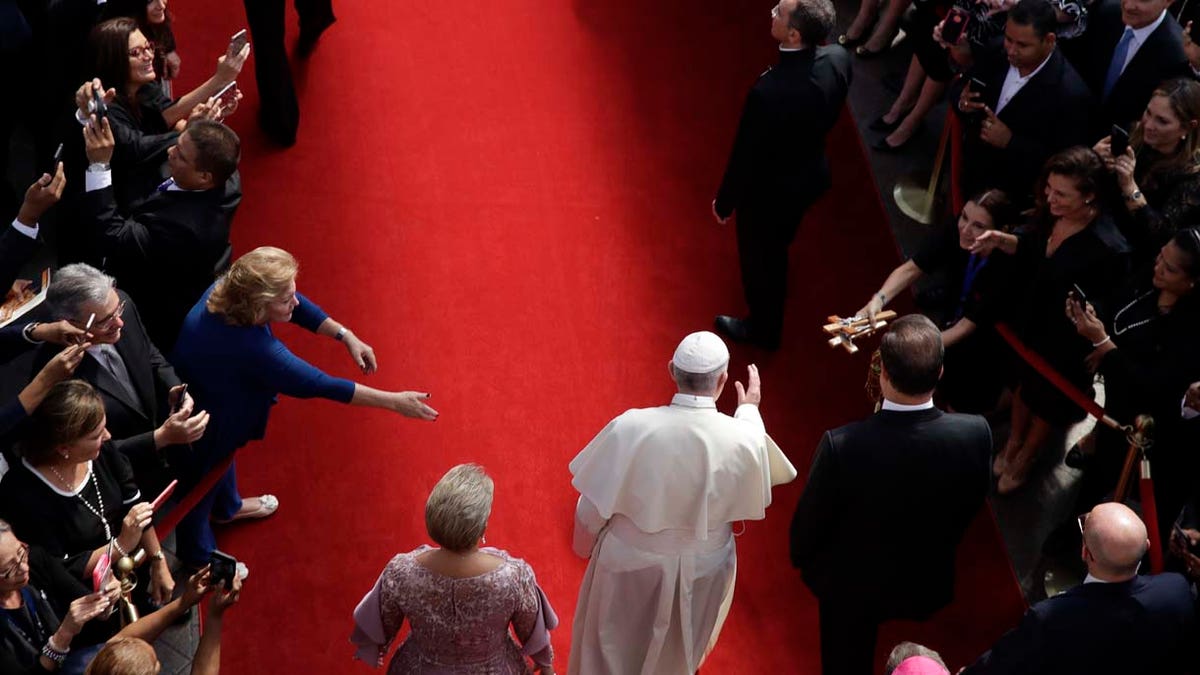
[48, 264, 116, 321]
[425, 464, 494, 552]
[671, 363, 727, 395]
[885, 642, 948, 674]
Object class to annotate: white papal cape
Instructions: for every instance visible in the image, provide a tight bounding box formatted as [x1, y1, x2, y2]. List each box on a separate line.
[567, 394, 796, 675]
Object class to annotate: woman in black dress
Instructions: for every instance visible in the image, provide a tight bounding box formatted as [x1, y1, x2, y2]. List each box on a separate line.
[0, 381, 173, 607]
[1066, 228, 1200, 534]
[1094, 78, 1200, 265]
[970, 147, 1131, 494]
[859, 188, 1019, 411]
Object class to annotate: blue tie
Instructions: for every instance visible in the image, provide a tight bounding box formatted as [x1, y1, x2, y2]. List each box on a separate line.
[1103, 28, 1135, 100]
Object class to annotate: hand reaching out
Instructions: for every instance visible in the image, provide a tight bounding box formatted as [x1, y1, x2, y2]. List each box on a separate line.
[389, 391, 438, 420]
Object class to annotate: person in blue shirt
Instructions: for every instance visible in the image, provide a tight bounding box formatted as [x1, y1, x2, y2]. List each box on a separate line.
[169, 246, 438, 569]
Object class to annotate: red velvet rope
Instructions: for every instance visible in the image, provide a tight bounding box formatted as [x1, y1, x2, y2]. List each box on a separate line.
[155, 454, 236, 536]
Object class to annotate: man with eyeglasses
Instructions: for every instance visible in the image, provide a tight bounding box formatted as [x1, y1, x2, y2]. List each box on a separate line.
[29, 264, 207, 494]
[960, 502, 1196, 674]
[711, 0, 851, 350]
[80, 115, 242, 352]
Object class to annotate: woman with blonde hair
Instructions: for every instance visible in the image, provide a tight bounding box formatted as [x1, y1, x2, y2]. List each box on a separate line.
[169, 246, 438, 571]
[352, 464, 557, 674]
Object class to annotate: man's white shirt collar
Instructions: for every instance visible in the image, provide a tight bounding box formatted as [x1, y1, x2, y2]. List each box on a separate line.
[881, 398, 935, 411]
[995, 50, 1054, 114]
[671, 393, 717, 409]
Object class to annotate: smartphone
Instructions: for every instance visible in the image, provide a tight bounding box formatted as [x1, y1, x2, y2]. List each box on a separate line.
[210, 550, 238, 587]
[48, 143, 63, 178]
[172, 383, 188, 413]
[1070, 283, 1087, 308]
[214, 81, 239, 119]
[229, 29, 249, 54]
[968, 77, 987, 95]
[1174, 526, 1200, 554]
[941, 6, 971, 46]
[91, 88, 107, 120]
[1110, 124, 1130, 157]
[151, 479, 178, 511]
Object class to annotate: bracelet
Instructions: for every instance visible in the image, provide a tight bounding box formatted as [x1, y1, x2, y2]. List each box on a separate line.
[335, 326, 347, 341]
[1092, 336, 1112, 348]
[42, 641, 69, 664]
[112, 538, 128, 557]
[148, 550, 166, 562]
[22, 322, 43, 345]
[1124, 189, 1143, 202]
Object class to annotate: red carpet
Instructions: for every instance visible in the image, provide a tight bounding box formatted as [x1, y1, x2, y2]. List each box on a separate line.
[167, 0, 1027, 671]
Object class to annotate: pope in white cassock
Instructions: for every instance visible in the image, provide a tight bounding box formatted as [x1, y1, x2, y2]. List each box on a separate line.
[567, 331, 796, 675]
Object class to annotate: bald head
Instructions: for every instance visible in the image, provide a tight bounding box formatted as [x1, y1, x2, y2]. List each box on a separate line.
[1082, 502, 1149, 580]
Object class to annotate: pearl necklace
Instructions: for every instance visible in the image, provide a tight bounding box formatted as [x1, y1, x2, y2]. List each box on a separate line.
[47, 463, 112, 541]
[1112, 290, 1162, 337]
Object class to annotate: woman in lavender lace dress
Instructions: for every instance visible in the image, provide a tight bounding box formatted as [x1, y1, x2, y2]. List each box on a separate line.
[352, 465, 557, 674]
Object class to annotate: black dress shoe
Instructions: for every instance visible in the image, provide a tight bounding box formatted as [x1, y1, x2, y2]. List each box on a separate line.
[713, 315, 781, 351]
[868, 110, 911, 133]
[297, 15, 337, 57]
[714, 315, 751, 342]
[872, 125, 924, 153]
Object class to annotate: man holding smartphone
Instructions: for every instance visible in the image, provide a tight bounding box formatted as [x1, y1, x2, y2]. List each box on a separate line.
[954, 0, 1092, 206]
[80, 116, 242, 352]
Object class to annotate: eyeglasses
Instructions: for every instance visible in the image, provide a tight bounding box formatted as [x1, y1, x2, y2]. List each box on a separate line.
[0, 543, 29, 580]
[771, 4, 781, 17]
[1077, 512, 1089, 534]
[129, 42, 156, 60]
[75, 300, 127, 332]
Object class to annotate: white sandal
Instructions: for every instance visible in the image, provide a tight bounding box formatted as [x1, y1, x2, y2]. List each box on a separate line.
[215, 494, 279, 524]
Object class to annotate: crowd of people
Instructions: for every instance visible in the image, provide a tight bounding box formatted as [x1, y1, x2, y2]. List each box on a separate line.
[3, 0, 1200, 672]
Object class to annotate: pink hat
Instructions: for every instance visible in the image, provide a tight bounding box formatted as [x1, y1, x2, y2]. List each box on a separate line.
[893, 656, 950, 675]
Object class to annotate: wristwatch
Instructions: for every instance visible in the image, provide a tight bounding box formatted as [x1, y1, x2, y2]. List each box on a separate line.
[335, 327, 347, 341]
[1125, 189, 1143, 202]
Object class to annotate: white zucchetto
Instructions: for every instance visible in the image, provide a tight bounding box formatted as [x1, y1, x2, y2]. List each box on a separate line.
[671, 331, 730, 374]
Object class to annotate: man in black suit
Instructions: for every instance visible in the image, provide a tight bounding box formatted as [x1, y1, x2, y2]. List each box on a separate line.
[242, 0, 336, 146]
[790, 314, 992, 675]
[955, 0, 1093, 205]
[2, 164, 64, 293]
[82, 117, 241, 352]
[32, 263, 208, 492]
[961, 502, 1196, 674]
[1062, 0, 1190, 136]
[712, 0, 851, 350]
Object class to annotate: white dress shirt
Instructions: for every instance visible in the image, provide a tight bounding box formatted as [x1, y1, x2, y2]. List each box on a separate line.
[881, 398, 936, 411]
[996, 50, 1054, 115]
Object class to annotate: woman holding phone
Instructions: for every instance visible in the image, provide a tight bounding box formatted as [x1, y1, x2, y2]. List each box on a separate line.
[169, 246, 438, 572]
[1065, 229, 1200, 534]
[72, 17, 249, 207]
[0, 381, 174, 606]
[1093, 78, 1200, 266]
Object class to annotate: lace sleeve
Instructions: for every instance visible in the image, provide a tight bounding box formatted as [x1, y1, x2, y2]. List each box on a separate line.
[1131, 172, 1200, 248]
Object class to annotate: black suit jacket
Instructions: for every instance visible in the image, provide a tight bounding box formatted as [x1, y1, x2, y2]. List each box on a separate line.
[715, 46, 851, 224]
[1063, 0, 1191, 134]
[955, 48, 1093, 205]
[0, 223, 40, 292]
[790, 407, 991, 619]
[962, 573, 1197, 674]
[86, 173, 241, 351]
[32, 290, 180, 484]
